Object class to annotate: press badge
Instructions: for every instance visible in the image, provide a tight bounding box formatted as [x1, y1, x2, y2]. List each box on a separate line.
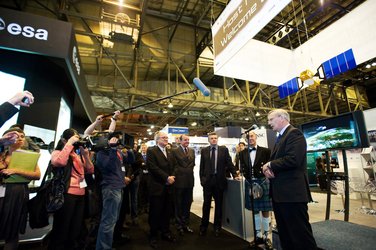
[79, 179, 87, 188]
[0, 185, 6, 197]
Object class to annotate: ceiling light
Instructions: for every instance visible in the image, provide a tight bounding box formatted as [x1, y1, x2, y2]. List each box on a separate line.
[150, 125, 155, 129]
[255, 112, 260, 117]
[366, 64, 371, 69]
[168, 102, 173, 108]
[148, 131, 152, 135]
[372, 62, 376, 67]
[147, 128, 151, 132]
[191, 122, 197, 126]
[245, 117, 250, 121]
[162, 109, 168, 114]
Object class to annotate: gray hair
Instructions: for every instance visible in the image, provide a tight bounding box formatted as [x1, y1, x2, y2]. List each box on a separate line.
[268, 109, 290, 122]
[154, 131, 166, 141]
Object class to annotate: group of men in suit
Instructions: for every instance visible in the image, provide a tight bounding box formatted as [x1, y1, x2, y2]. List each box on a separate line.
[147, 131, 196, 248]
[146, 108, 318, 250]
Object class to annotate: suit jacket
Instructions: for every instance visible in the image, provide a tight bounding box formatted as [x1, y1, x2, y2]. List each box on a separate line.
[0, 102, 18, 128]
[269, 125, 312, 203]
[147, 145, 177, 196]
[239, 145, 271, 180]
[171, 146, 195, 188]
[199, 145, 236, 190]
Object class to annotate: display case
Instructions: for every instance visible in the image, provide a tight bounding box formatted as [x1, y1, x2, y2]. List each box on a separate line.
[358, 146, 376, 211]
[360, 147, 376, 193]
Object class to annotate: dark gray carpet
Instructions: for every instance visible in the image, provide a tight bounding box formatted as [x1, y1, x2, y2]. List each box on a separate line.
[312, 220, 376, 250]
[10, 213, 250, 250]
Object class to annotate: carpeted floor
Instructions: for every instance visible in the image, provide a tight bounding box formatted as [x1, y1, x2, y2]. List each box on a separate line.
[13, 212, 250, 250]
[311, 220, 376, 250]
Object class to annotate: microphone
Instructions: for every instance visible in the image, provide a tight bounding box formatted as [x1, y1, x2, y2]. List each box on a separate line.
[242, 124, 259, 134]
[193, 78, 211, 96]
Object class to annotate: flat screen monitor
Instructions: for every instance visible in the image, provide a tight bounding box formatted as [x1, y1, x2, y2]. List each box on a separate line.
[300, 110, 370, 152]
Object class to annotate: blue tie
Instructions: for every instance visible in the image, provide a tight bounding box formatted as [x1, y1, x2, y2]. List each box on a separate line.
[276, 134, 282, 143]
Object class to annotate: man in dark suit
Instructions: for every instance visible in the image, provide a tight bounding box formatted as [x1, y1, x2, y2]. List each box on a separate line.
[239, 131, 272, 249]
[171, 134, 195, 236]
[147, 131, 177, 248]
[262, 109, 317, 250]
[199, 132, 239, 237]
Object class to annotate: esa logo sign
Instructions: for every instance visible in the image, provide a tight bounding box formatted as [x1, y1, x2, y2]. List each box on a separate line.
[0, 17, 48, 40]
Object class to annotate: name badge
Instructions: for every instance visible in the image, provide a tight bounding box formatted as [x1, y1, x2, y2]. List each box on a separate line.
[122, 166, 125, 172]
[79, 179, 87, 189]
[0, 185, 6, 198]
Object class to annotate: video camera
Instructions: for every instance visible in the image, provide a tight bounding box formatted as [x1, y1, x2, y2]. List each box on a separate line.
[73, 131, 123, 151]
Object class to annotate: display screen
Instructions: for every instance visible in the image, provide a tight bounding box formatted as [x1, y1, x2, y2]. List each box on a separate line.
[301, 111, 369, 152]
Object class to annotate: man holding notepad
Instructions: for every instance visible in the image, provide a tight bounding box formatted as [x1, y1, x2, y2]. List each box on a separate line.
[0, 127, 41, 249]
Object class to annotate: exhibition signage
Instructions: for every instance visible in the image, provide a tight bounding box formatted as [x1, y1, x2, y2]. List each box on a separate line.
[0, 7, 96, 121]
[213, 0, 376, 87]
[0, 7, 71, 58]
[212, 0, 291, 73]
[168, 127, 189, 137]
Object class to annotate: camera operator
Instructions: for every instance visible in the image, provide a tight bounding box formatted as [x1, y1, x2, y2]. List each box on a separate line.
[95, 133, 128, 250]
[113, 145, 134, 241]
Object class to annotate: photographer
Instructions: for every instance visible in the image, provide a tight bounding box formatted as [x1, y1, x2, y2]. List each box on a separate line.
[95, 134, 127, 250]
[48, 128, 94, 250]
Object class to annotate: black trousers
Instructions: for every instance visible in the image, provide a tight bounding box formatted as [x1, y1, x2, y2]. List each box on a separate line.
[148, 187, 174, 238]
[174, 187, 193, 230]
[200, 175, 224, 230]
[48, 193, 85, 250]
[272, 201, 317, 250]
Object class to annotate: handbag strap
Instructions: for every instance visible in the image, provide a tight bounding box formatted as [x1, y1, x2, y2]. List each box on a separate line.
[38, 161, 53, 190]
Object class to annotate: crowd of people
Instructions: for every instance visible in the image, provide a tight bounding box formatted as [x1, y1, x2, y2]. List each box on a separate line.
[0, 91, 319, 250]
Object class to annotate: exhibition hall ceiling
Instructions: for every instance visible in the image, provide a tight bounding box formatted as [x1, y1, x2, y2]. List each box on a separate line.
[1, 0, 375, 139]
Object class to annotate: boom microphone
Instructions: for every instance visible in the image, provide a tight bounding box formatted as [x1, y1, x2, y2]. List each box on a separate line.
[242, 124, 259, 134]
[193, 78, 211, 96]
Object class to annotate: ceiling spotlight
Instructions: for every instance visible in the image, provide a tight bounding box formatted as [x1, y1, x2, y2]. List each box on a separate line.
[256, 112, 260, 117]
[147, 128, 151, 132]
[150, 125, 155, 129]
[191, 122, 197, 126]
[245, 117, 250, 121]
[366, 64, 371, 69]
[162, 109, 168, 114]
[168, 102, 173, 108]
[148, 131, 153, 135]
[372, 62, 376, 67]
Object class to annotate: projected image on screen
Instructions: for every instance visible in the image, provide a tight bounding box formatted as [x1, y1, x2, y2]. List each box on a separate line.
[300, 111, 368, 152]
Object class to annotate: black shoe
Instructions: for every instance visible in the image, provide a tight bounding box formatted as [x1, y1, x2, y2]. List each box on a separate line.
[199, 228, 207, 236]
[249, 237, 264, 249]
[149, 238, 158, 249]
[161, 233, 176, 242]
[113, 233, 131, 245]
[183, 227, 194, 233]
[264, 238, 273, 250]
